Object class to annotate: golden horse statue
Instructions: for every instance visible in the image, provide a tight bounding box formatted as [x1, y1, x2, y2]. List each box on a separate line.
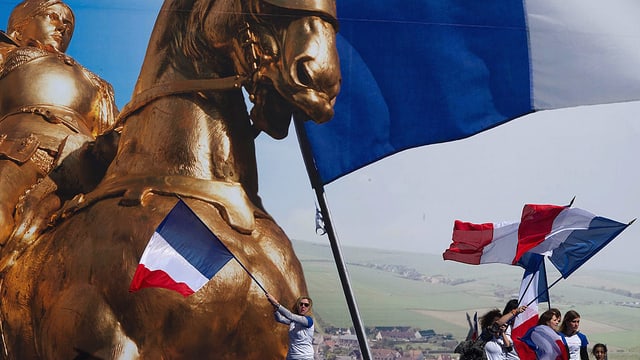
[0, 0, 340, 358]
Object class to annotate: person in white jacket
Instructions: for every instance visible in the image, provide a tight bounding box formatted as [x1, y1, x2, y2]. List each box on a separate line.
[267, 293, 315, 360]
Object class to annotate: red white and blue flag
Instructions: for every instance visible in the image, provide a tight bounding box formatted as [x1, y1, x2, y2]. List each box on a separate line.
[442, 204, 630, 268]
[512, 253, 548, 360]
[305, 1, 640, 184]
[522, 324, 569, 360]
[129, 199, 235, 297]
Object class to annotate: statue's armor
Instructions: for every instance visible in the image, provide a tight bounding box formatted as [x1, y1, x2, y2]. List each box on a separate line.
[0, 45, 116, 171]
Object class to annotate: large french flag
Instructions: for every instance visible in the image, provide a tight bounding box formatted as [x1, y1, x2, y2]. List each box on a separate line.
[442, 204, 629, 267]
[129, 199, 235, 297]
[304, 0, 640, 184]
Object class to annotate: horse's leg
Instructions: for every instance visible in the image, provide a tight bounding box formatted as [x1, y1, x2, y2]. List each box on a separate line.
[38, 283, 140, 360]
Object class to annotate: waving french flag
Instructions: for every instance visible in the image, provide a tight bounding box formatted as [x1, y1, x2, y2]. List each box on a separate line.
[443, 204, 630, 268]
[512, 253, 548, 360]
[129, 199, 235, 297]
[304, 0, 640, 184]
[522, 324, 569, 360]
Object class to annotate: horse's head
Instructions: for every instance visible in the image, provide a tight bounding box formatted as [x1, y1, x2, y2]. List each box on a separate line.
[234, 0, 341, 138]
[131, 0, 340, 139]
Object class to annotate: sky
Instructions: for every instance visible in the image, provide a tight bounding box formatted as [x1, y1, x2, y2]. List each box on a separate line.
[1, 1, 638, 274]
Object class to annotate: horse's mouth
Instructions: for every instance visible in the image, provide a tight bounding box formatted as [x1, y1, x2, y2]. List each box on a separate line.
[250, 84, 294, 139]
[250, 81, 336, 139]
[291, 88, 335, 124]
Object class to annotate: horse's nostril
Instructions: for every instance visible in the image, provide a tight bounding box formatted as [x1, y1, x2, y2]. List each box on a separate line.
[296, 60, 313, 87]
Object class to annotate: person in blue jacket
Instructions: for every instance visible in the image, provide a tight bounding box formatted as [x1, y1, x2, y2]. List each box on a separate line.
[267, 293, 315, 360]
[559, 310, 588, 360]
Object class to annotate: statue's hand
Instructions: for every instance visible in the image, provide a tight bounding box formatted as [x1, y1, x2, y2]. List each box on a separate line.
[12, 178, 60, 245]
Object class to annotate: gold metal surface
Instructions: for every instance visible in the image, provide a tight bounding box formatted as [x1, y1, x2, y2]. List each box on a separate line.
[262, 0, 337, 23]
[0, 0, 117, 246]
[0, 0, 340, 358]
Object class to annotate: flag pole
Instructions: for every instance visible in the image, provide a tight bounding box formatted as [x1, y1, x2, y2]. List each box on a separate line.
[517, 270, 536, 306]
[525, 276, 563, 307]
[541, 259, 551, 309]
[293, 115, 373, 360]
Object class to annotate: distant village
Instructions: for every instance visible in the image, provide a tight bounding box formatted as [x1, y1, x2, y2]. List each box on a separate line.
[315, 325, 459, 360]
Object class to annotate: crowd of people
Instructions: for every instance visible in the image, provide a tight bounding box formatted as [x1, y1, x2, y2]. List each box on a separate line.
[457, 301, 609, 360]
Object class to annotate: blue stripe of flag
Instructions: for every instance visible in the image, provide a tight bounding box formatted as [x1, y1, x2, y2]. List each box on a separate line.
[549, 216, 628, 278]
[156, 200, 234, 279]
[305, 0, 531, 184]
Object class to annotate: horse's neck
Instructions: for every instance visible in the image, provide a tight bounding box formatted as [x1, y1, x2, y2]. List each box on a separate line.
[107, 90, 260, 202]
[105, 0, 263, 202]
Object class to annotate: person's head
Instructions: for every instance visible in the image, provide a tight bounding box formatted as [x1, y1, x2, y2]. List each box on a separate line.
[293, 296, 313, 316]
[480, 309, 505, 337]
[559, 310, 581, 336]
[480, 309, 502, 330]
[538, 308, 561, 330]
[7, 0, 74, 52]
[592, 343, 607, 360]
[503, 299, 519, 316]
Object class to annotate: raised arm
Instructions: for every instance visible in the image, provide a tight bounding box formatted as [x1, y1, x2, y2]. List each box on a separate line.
[266, 293, 313, 327]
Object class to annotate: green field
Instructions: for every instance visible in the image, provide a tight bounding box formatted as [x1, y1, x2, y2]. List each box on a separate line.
[291, 240, 640, 358]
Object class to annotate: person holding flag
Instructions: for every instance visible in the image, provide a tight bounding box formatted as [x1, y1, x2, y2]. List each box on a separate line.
[522, 308, 569, 360]
[267, 293, 315, 360]
[456, 306, 526, 360]
[482, 308, 526, 360]
[502, 299, 523, 360]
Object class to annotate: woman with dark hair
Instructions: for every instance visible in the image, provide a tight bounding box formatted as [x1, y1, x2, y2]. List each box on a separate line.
[267, 293, 315, 360]
[560, 310, 589, 360]
[480, 305, 527, 360]
[591, 343, 607, 360]
[482, 309, 513, 360]
[538, 308, 562, 330]
[523, 308, 569, 360]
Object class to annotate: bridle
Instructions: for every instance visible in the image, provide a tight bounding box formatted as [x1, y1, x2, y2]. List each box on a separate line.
[115, 0, 337, 126]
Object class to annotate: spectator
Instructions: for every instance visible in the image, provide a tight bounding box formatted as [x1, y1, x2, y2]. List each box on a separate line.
[560, 310, 589, 360]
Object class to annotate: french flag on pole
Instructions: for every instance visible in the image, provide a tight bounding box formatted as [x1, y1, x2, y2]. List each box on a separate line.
[442, 204, 629, 267]
[304, 0, 640, 185]
[129, 199, 235, 297]
[512, 253, 548, 360]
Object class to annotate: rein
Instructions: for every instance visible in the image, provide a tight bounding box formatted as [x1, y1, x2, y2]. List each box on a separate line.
[115, 2, 275, 125]
[116, 74, 249, 124]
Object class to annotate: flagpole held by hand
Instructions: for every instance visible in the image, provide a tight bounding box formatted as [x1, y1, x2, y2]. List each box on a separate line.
[231, 254, 268, 294]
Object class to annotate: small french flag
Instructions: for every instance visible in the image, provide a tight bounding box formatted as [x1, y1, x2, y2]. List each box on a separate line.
[129, 199, 234, 297]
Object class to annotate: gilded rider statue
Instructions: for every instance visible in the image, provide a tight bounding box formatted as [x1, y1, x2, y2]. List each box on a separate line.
[0, 0, 118, 246]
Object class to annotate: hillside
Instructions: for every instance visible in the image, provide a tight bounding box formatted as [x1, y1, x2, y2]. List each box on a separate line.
[291, 239, 640, 357]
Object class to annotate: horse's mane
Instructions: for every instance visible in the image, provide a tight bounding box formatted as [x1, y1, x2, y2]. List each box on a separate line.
[157, 0, 242, 77]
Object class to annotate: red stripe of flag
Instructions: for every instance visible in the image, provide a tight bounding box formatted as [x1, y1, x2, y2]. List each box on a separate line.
[515, 204, 566, 261]
[443, 221, 494, 264]
[130, 264, 195, 297]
